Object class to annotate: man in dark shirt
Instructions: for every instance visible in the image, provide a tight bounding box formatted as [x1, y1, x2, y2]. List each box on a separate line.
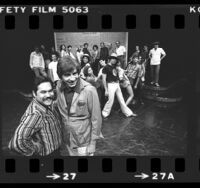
[102, 53, 136, 118]
[99, 42, 109, 64]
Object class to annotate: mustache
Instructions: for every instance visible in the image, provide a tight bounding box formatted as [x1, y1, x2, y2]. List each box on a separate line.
[43, 97, 53, 101]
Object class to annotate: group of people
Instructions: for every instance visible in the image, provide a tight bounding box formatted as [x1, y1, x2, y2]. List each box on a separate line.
[8, 40, 166, 157]
[130, 42, 166, 87]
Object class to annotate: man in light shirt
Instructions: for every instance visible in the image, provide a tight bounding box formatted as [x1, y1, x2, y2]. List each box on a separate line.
[115, 41, 126, 69]
[29, 46, 47, 79]
[48, 53, 60, 85]
[149, 42, 166, 87]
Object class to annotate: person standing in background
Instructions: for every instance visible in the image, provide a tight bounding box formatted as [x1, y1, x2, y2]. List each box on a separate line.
[48, 53, 60, 86]
[76, 46, 84, 64]
[50, 46, 60, 59]
[83, 43, 91, 57]
[149, 42, 166, 87]
[91, 45, 100, 76]
[115, 41, 126, 69]
[140, 45, 149, 82]
[99, 42, 109, 64]
[66, 45, 76, 60]
[130, 45, 140, 60]
[60, 44, 67, 58]
[29, 46, 47, 79]
[80, 54, 92, 79]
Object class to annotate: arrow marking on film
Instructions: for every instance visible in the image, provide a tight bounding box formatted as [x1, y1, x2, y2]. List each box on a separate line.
[134, 173, 149, 180]
[46, 173, 60, 180]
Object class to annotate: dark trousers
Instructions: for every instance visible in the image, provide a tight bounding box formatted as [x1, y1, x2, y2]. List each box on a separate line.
[150, 64, 160, 83]
[91, 59, 99, 76]
[117, 55, 126, 69]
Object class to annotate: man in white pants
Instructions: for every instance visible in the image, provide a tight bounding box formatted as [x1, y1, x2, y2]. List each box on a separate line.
[102, 53, 137, 118]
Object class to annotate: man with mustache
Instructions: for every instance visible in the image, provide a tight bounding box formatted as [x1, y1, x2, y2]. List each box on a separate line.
[8, 78, 62, 156]
[56, 56, 102, 156]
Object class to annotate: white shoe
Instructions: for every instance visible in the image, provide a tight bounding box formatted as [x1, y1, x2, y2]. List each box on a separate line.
[102, 112, 109, 119]
[127, 113, 137, 117]
[141, 77, 145, 82]
[155, 83, 160, 87]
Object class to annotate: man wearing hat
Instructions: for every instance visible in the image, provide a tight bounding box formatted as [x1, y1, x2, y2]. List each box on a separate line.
[102, 53, 136, 118]
[149, 42, 166, 87]
[115, 41, 127, 69]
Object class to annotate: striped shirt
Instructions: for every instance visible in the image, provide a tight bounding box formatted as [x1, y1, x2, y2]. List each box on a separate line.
[8, 99, 62, 156]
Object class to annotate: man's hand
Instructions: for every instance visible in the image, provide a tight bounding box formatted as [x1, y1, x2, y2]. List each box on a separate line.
[134, 85, 138, 89]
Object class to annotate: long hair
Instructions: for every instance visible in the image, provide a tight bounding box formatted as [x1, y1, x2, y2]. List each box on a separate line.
[59, 44, 66, 52]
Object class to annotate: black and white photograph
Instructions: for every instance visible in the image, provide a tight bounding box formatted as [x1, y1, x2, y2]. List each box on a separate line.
[1, 27, 192, 157]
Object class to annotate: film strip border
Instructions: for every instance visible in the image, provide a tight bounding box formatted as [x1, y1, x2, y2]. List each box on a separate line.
[4, 158, 186, 173]
[1, 14, 198, 29]
[0, 5, 199, 183]
[0, 157, 199, 182]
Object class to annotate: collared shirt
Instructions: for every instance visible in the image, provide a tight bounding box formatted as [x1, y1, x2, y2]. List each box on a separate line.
[29, 51, 45, 69]
[116, 45, 126, 56]
[8, 99, 62, 156]
[149, 47, 166, 65]
[61, 78, 81, 113]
